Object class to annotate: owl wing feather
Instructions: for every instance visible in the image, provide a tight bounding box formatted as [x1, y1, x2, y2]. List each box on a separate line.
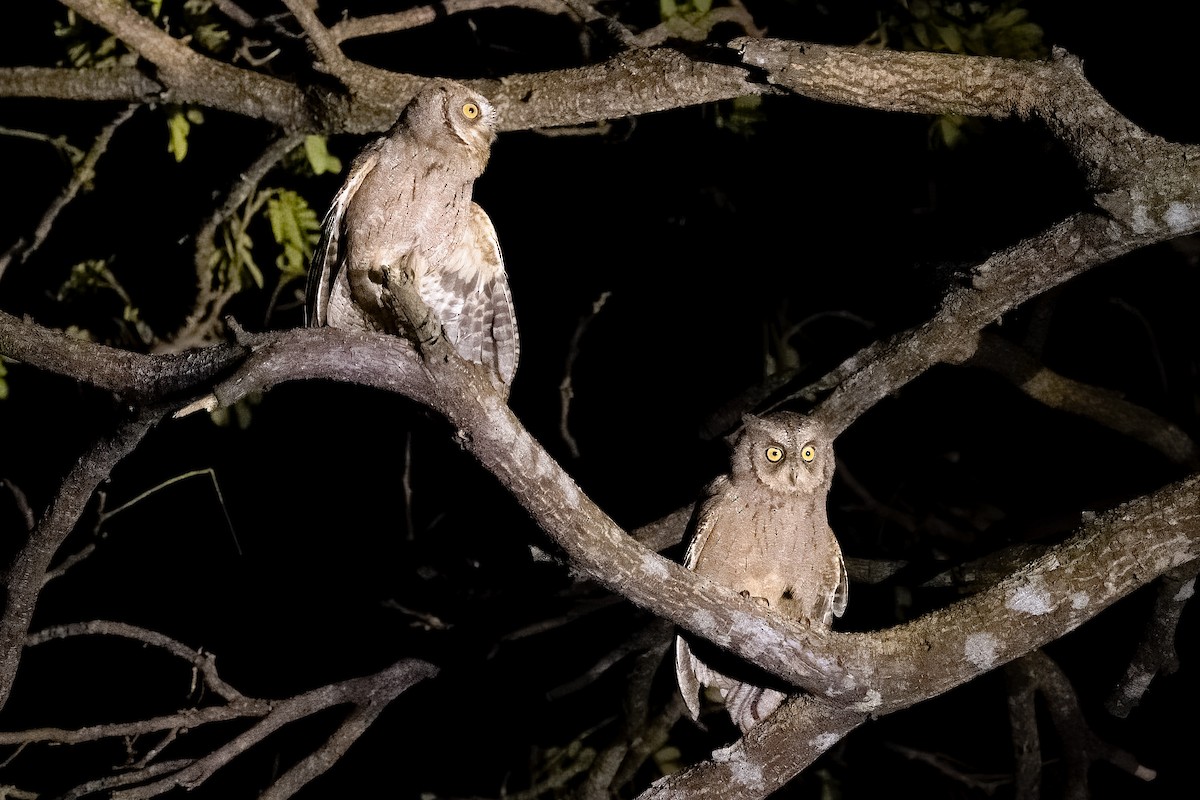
[830, 549, 849, 621]
[425, 203, 519, 389]
[681, 476, 728, 570]
[675, 481, 725, 720]
[305, 142, 383, 327]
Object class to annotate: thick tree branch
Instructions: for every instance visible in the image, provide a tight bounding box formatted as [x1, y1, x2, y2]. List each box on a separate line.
[0, 65, 160, 102]
[7, 288, 1199, 726]
[969, 332, 1199, 469]
[1106, 561, 1200, 717]
[733, 40, 1199, 217]
[0, 310, 245, 403]
[60, 0, 313, 128]
[639, 694, 866, 800]
[12, 11, 768, 134]
[167, 308, 1200, 723]
[809, 213, 1171, 436]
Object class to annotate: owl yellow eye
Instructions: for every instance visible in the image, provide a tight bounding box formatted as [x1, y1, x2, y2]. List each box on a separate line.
[801, 444, 816, 463]
[462, 102, 480, 119]
[765, 446, 784, 463]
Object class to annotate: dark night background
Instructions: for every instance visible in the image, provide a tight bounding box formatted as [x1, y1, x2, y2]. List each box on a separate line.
[1, 2, 1198, 797]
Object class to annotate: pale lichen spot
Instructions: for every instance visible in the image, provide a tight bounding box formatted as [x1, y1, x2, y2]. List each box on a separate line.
[1125, 188, 1152, 234]
[850, 689, 882, 712]
[1007, 575, 1052, 615]
[691, 609, 717, 638]
[1070, 592, 1090, 610]
[1130, 204, 1152, 235]
[1164, 201, 1195, 234]
[712, 745, 765, 789]
[510, 430, 533, 467]
[1175, 578, 1196, 603]
[809, 732, 840, 752]
[965, 632, 999, 669]
[643, 553, 670, 580]
[729, 610, 772, 657]
[558, 477, 580, 509]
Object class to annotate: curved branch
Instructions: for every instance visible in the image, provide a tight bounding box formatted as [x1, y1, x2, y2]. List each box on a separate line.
[8, 301, 1200, 724]
[809, 212, 1169, 437]
[26, 620, 246, 703]
[171, 318, 1200, 719]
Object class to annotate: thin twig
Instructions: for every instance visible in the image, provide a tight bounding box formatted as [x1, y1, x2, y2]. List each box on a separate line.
[1106, 561, 1200, 717]
[560, 291, 610, 458]
[0, 104, 137, 280]
[1, 479, 34, 532]
[279, 0, 350, 75]
[26, 620, 248, 703]
[109, 658, 438, 799]
[331, 0, 578, 44]
[162, 132, 306, 351]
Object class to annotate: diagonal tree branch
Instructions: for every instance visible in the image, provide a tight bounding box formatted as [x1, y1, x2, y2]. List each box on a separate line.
[0, 407, 163, 712]
[59, 0, 313, 126]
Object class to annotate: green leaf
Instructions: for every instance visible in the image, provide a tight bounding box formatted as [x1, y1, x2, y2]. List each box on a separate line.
[167, 109, 191, 162]
[660, 0, 678, 19]
[693, 0, 712, 14]
[934, 23, 964, 53]
[265, 189, 322, 279]
[0, 357, 8, 401]
[193, 23, 230, 54]
[214, 216, 261, 290]
[303, 135, 343, 176]
[57, 258, 116, 301]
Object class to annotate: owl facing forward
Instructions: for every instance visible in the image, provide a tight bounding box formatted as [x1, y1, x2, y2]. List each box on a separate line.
[675, 412, 848, 733]
[306, 80, 519, 395]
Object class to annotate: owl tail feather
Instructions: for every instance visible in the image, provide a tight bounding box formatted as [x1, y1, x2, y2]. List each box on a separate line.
[675, 634, 787, 733]
[722, 683, 787, 734]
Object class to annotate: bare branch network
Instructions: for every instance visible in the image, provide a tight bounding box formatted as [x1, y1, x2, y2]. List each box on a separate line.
[1, 2, 1198, 799]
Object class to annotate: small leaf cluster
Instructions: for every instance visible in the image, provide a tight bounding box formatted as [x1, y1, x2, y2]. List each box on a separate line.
[55, 259, 156, 347]
[871, 0, 1046, 60]
[869, 1, 1046, 147]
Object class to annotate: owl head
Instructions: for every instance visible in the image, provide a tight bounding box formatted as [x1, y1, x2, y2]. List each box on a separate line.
[400, 80, 498, 175]
[731, 412, 835, 496]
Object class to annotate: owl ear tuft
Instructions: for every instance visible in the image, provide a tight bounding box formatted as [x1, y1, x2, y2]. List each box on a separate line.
[729, 413, 763, 449]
